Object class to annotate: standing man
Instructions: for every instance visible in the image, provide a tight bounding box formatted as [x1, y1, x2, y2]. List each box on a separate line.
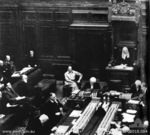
[64, 66, 83, 91]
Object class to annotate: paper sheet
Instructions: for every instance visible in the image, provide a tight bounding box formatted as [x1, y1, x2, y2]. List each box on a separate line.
[127, 100, 139, 104]
[69, 110, 82, 117]
[56, 125, 69, 134]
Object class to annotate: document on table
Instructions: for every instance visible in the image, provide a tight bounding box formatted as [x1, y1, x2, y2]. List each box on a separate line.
[19, 67, 33, 74]
[122, 113, 135, 123]
[128, 100, 139, 104]
[56, 125, 69, 134]
[69, 110, 82, 117]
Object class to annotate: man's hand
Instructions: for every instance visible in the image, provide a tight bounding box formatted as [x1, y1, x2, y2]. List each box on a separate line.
[6, 103, 18, 107]
[77, 80, 80, 83]
[16, 96, 26, 100]
[0, 84, 4, 89]
[55, 112, 61, 116]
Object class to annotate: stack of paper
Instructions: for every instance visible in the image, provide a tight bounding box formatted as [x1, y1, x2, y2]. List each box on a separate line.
[69, 110, 82, 117]
[122, 113, 135, 123]
[126, 109, 137, 114]
[55, 125, 69, 135]
[72, 89, 80, 94]
[128, 100, 139, 104]
[19, 67, 33, 74]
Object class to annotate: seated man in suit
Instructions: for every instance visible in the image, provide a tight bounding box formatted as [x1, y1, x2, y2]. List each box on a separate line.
[26, 114, 49, 135]
[64, 66, 83, 91]
[130, 80, 142, 100]
[17, 75, 34, 97]
[1, 82, 36, 114]
[3, 55, 16, 80]
[26, 50, 38, 68]
[82, 77, 100, 94]
[40, 92, 63, 134]
[139, 82, 149, 122]
[0, 60, 5, 77]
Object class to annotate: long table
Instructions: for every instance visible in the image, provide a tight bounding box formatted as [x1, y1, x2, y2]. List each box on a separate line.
[54, 98, 122, 135]
[95, 102, 121, 135]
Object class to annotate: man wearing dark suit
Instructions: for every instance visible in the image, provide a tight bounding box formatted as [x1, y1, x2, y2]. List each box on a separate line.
[17, 75, 34, 97]
[82, 77, 100, 90]
[0, 60, 5, 77]
[26, 50, 38, 68]
[2, 82, 36, 114]
[26, 114, 49, 135]
[3, 55, 16, 80]
[82, 77, 100, 97]
[40, 93, 63, 131]
[130, 80, 142, 100]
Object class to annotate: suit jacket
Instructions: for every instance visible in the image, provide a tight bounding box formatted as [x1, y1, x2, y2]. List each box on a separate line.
[26, 56, 38, 67]
[130, 84, 142, 99]
[3, 60, 16, 79]
[41, 99, 62, 119]
[17, 81, 30, 97]
[41, 99, 63, 129]
[26, 116, 46, 135]
[2, 88, 18, 102]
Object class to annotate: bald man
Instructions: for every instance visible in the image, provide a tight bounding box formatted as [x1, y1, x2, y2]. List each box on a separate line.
[82, 77, 100, 91]
[64, 66, 83, 91]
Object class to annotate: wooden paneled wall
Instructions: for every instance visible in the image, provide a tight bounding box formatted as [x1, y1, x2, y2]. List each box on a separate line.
[0, 0, 148, 80]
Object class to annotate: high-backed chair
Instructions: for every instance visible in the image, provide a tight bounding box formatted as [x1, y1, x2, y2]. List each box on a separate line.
[106, 0, 142, 91]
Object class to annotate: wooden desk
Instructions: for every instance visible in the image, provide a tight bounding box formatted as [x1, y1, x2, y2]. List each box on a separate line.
[54, 98, 102, 135]
[105, 66, 135, 90]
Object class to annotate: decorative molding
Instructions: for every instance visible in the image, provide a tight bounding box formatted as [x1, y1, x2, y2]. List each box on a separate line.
[112, 1, 134, 16]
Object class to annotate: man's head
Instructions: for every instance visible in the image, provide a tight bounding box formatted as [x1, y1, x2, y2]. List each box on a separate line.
[68, 66, 73, 73]
[50, 92, 57, 101]
[89, 77, 97, 85]
[22, 75, 28, 83]
[29, 50, 34, 57]
[6, 82, 12, 89]
[141, 82, 147, 93]
[0, 60, 4, 66]
[39, 114, 49, 125]
[135, 80, 141, 90]
[6, 55, 10, 61]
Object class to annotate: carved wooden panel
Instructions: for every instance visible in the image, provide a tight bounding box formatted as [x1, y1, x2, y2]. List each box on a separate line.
[22, 11, 36, 21]
[113, 21, 137, 48]
[38, 12, 53, 22]
[39, 25, 54, 56]
[72, 10, 89, 23]
[0, 11, 13, 21]
[0, 24, 17, 58]
[23, 24, 37, 53]
[55, 28, 70, 56]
